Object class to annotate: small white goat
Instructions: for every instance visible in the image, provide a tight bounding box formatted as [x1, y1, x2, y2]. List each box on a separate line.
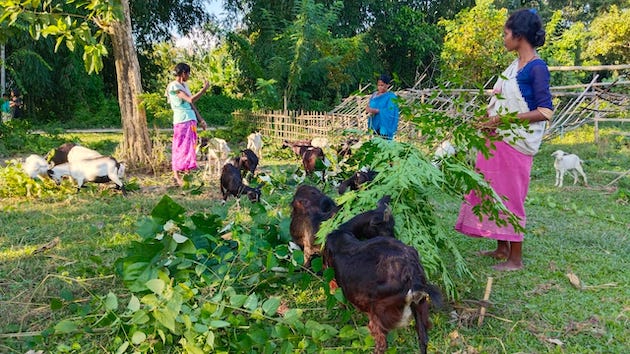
[206, 138, 231, 177]
[247, 132, 263, 159]
[47, 156, 125, 194]
[23, 154, 50, 180]
[551, 150, 587, 187]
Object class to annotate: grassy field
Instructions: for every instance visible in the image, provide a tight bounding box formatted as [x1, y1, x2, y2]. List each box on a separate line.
[1, 125, 629, 353]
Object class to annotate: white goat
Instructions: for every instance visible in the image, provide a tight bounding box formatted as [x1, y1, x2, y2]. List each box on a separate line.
[247, 132, 263, 159]
[67, 145, 103, 163]
[47, 156, 125, 194]
[23, 154, 50, 180]
[551, 150, 587, 187]
[205, 138, 231, 177]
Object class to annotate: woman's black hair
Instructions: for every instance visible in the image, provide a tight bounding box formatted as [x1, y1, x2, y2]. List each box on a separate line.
[505, 9, 546, 47]
[173, 63, 191, 76]
[378, 73, 392, 85]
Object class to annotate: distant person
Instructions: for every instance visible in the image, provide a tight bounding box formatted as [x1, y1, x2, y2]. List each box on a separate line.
[455, 9, 553, 271]
[366, 74, 399, 140]
[1, 93, 11, 123]
[166, 62, 209, 186]
[9, 88, 23, 119]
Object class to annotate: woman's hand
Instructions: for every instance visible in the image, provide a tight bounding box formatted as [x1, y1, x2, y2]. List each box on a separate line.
[366, 107, 379, 115]
[199, 119, 207, 130]
[475, 115, 500, 132]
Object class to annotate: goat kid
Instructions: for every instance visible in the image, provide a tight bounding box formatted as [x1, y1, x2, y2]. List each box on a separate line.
[219, 163, 261, 202]
[323, 230, 442, 354]
[23, 154, 50, 180]
[47, 156, 126, 195]
[551, 150, 587, 187]
[289, 185, 339, 267]
[204, 138, 231, 177]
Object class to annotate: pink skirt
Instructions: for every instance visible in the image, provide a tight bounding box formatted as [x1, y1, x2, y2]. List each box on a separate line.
[172, 120, 198, 172]
[455, 141, 532, 242]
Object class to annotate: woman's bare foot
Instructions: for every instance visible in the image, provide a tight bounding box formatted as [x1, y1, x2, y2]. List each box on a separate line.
[492, 261, 523, 271]
[475, 250, 509, 260]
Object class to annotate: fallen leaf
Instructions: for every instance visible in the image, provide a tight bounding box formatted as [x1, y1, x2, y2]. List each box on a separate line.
[566, 272, 582, 289]
[547, 338, 564, 346]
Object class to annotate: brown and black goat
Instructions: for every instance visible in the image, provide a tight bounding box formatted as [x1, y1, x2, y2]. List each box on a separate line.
[220, 163, 261, 202]
[237, 148, 259, 180]
[289, 185, 339, 267]
[323, 230, 442, 354]
[282, 140, 327, 177]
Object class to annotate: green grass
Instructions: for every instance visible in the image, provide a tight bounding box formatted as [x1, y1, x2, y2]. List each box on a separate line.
[1, 126, 629, 353]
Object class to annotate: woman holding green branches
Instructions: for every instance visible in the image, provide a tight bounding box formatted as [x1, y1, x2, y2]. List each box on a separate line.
[455, 9, 553, 271]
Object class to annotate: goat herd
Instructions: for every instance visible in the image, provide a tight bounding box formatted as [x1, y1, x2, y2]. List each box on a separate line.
[17, 129, 591, 353]
[19, 132, 446, 353]
[206, 133, 443, 353]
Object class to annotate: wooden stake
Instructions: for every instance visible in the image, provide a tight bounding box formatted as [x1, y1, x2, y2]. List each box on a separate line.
[478, 276, 494, 327]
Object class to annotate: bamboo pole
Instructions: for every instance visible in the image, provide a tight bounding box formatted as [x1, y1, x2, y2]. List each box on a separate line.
[478, 277, 494, 327]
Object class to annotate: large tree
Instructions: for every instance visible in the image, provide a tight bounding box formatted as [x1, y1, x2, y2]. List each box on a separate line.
[0, 0, 210, 167]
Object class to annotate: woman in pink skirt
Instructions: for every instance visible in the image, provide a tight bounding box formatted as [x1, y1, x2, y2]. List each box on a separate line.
[166, 63, 209, 186]
[455, 9, 553, 271]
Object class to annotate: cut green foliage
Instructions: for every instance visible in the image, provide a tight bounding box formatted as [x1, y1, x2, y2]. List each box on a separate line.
[1, 126, 629, 353]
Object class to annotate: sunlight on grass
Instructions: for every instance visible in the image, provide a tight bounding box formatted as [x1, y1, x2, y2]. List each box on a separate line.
[0, 245, 38, 261]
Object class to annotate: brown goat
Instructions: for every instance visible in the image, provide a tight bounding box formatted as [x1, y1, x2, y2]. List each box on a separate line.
[289, 185, 338, 266]
[323, 230, 441, 354]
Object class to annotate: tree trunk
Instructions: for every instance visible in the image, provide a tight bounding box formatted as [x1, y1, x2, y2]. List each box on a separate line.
[109, 0, 152, 168]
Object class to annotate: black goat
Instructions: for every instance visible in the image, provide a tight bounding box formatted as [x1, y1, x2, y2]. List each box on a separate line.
[323, 230, 442, 354]
[338, 168, 378, 194]
[220, 163, 261, 202]
[337, 195, 394, 239]
[289, 185, 339, 266]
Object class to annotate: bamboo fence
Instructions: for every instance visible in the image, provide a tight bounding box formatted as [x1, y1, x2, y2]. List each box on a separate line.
[237, 73, 629, 143]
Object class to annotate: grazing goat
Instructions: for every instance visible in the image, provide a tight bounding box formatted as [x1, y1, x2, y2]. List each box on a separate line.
[219, 163, 261, 202]
[48, 142, 103, 166]
[282, 140, 327, 177]
[338, 168, 378, 194]
[237, 149, 259, 179]
[282, 139, 313, 157]
[23, 154, 50, 180]
[289, 185, 339, 266]
[323, 230, 442, 354]
[337, 196, 395, 239]
[47, 156, 126, 195]
[205, 138, 231, 177]
[247, 132, 263, 159]
[301, 147, 326, 176]
[551, 150, 587, 187]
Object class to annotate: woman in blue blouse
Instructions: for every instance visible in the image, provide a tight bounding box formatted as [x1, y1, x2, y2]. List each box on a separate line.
[366, 74, 399, 140]
[455, 9, 553, 271]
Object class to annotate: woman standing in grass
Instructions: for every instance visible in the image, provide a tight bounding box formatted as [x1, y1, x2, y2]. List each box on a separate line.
[366, 74, 399, 140]
[455, 9, 553, 271]
[166, 63, 209, 186]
